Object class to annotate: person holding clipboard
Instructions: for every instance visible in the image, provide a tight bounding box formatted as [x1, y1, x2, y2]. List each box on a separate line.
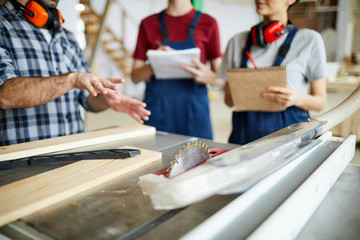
[131, 0, 223, 140]
[217, 0, 327, 145]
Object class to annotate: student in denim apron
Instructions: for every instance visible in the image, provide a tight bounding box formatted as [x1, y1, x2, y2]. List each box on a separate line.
[131, 0, 223, 139]
[218, 0, 327, 145]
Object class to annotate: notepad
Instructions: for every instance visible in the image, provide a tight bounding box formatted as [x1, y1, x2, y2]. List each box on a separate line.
[146, 48, 201, 79]
[226, 66, 287, 112]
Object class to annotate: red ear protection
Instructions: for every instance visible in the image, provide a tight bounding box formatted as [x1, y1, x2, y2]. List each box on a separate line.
[11, 0, 63, 33]
[251, 21, 287, 48]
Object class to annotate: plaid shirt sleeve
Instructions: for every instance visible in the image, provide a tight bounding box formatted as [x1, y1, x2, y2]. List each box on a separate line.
[0, 23, 19, 86]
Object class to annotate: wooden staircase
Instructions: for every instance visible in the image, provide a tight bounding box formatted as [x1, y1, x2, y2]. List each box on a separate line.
[79, 0, 132, 76]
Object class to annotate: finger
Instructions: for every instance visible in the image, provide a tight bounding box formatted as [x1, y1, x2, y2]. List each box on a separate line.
[192, 58, 205, 69]
[129, 112, 144, 124]
[105, 78, 124, 89]
[106, 77, 125, 84]
[125, 96, 147, 108]
[96, 76, 119, 91]
[84, 81, 98, 96]
[104, 90, 119, 100]
[142, 115, 150, 121]
[263, 92, 280, 102]
[274, 97, 291, 107]
[267, 86, 290, 94]
[101, 80, 119, 91]
[91, 80, 108, 95]
[263, 93, 290, 106]
[158, 46, 174, 51]
[181, 64, 202, 76]
[138, 108, 151, 120]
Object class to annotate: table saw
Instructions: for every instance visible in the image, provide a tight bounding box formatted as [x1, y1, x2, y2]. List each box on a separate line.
[0, 125, 359, 240]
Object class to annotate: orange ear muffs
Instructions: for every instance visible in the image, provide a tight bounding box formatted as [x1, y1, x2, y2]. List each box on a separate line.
[24, 0, 51, 28]
[25, 0, 63, 32]
[251, 21, 286, 48]
[10, 0, 63, 33]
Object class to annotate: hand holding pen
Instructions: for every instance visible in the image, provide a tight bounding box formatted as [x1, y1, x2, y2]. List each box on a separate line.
[155, 40, 174, 51]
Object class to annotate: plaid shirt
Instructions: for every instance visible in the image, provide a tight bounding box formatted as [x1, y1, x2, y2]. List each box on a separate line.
[0, 1, 91, 146]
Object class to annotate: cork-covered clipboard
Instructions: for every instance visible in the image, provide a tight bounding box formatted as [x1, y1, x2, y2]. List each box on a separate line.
[226, 66, 287, 112]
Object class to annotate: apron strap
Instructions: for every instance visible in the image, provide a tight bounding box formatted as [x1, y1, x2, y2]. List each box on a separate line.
[241, 25, 299, 68]
[159, 11, 169, 42]
[187, 10, 202, 40]
[158, 10, 202, 42]
[273, 27, 298, 66]
[240, 33, 253, 68]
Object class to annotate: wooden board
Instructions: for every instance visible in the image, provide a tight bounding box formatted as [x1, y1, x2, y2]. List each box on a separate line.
[0, 147, 162, 227]
[0, 124, 155, 162]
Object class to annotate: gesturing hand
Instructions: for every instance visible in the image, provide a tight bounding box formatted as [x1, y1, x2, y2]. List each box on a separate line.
[181, 58, 216, 85]
[262, 86, 302, 108]
[104, 92, 151, 124]
[71, 72, 124, 97]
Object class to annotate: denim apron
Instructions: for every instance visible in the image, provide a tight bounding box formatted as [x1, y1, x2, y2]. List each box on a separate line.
[229, 27, 310, 145]
[144, 10, 213, 139]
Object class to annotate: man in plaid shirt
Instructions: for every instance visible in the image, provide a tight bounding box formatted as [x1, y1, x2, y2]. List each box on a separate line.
[0, 0, 150, 146]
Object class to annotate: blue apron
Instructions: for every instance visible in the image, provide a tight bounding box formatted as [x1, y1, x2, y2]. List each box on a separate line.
[229, 27, 310, 145]
[144, 11, 213, 140]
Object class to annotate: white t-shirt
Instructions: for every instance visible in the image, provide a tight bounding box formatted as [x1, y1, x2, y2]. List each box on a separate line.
[218, 28, 326, 95]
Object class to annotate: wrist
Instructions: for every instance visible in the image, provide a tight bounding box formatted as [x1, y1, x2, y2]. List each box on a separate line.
[210, 77, 224, 88]
[67, 72, 78, 89]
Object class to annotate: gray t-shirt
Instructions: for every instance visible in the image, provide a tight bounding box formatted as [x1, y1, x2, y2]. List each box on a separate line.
[218, 28, 326, 95]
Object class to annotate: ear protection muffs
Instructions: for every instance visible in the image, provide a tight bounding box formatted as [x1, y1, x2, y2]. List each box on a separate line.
[251, 21, 291, 48]
[10, 0, 63, 34]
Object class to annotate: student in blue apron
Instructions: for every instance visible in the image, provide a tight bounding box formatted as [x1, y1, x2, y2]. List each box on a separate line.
[217, 0, 327, 145]
[131, 0, 223, 140]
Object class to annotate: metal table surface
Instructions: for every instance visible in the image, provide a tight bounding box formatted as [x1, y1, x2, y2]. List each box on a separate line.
[0, 131, 239, 240]
[0, 131, 359, 239]
[297, 164, 360, 240]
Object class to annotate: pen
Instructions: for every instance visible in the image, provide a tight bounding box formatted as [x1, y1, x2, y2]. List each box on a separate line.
[246, 51, 258, 68]
[155, 40, 163, 47]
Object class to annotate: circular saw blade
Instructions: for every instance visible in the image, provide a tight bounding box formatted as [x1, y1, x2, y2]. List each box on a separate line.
[166, 141, 212, 178]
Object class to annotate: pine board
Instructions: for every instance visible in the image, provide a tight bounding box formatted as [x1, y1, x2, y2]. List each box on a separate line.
[0, 147, 161, 227]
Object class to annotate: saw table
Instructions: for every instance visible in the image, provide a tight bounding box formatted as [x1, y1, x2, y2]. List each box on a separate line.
[0, 125, 359, 240]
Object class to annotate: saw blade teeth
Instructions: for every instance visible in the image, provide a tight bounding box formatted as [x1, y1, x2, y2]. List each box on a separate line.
[166, 140, 213, 178]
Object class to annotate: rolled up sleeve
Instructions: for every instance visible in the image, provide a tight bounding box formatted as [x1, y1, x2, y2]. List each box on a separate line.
[0, 35, 18, 87]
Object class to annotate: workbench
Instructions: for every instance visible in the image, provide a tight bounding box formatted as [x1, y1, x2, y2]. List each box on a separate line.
[0, 126, 359, 239]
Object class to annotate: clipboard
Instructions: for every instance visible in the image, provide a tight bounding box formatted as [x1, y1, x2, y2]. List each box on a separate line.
[226, 66, 287, 112]
[146, 48, 200, 79]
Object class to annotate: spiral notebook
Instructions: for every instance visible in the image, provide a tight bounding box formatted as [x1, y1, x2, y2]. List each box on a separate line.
[226, 66, 287, 112]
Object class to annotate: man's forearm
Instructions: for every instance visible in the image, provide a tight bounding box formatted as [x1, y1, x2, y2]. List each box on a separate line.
[0, 73, 74, 109]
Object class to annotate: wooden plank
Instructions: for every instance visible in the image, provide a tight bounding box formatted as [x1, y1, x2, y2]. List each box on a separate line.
[0, 147, 162, 227]
[0, 124, 155, 162]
